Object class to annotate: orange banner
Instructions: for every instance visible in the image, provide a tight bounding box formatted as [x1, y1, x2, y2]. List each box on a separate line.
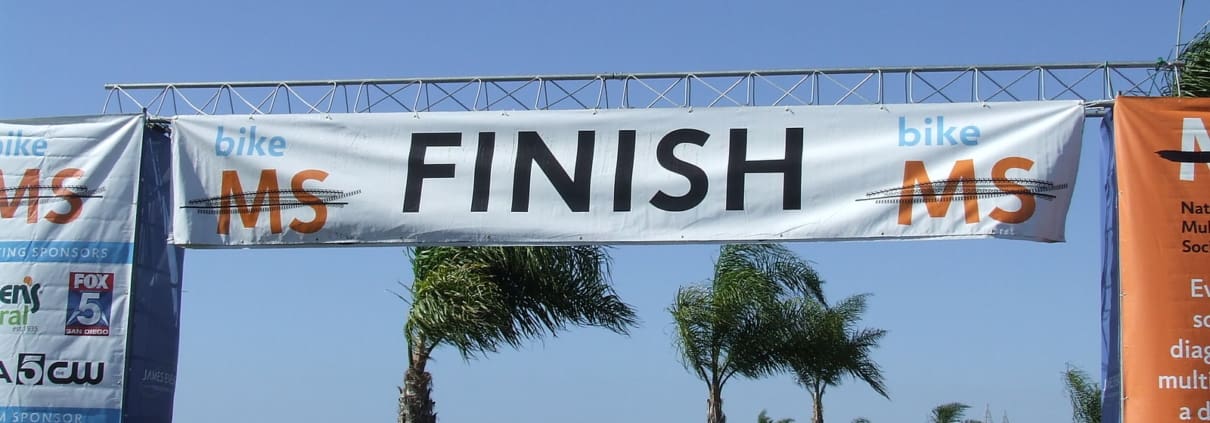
[1116, 96, 1210, 422]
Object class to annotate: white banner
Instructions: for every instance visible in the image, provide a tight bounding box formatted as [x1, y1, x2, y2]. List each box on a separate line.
[0, 115, 142, 423]
[172, 102, 1083, 247]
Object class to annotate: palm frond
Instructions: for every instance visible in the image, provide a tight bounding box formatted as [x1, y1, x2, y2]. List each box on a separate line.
[671, 244, 824, 387]
[1062, 365, 1102, 423]
[782, 293, 889, 400]
[715, 244, 826, 303]
[757, 409, 794, 423]
[408, 261, 512, 355]
[671, 285, 716, 381]
[1173, 29, 1210, 97]
[930, 402, 970, 423]
[406, 246, 638, 359]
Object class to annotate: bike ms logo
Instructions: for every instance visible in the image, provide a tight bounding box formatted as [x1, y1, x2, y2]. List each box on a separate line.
[65, 272, 113, 336]
[181, 126, 362, 236]
[857, 116, 1069, 225]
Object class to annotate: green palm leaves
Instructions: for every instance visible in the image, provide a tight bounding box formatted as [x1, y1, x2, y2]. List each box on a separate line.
[784, 294, 889, 423]
[1172, 30, 1210, 97]
[399, 246, 638, 423]
[1062, 366, 1101, 423]
[929, 402, 971, 423]
[758, 409, 796, 423]
[671, 245, 824, 385]
[670, 244, 886, 423]
[407, 246, 636, 358]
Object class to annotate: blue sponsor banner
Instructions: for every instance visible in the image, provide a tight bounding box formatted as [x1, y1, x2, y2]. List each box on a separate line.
[0, 241, 132, 264]
[1099, 109, 1121, 423]
[0, 406, 120, 423]
[121, 127, 184, 423]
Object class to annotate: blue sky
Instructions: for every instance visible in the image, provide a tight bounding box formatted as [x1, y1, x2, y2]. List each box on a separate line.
[3, 1, 1207, 422]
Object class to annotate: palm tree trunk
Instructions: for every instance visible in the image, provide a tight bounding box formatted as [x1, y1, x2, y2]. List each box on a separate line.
[810, 383, 825, 423]
[707, 381, 726, 423]
[399, 345, 437, 423]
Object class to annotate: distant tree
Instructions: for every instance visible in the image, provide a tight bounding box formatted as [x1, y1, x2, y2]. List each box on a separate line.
[1171, 29, 1210, 96]
[757, 409, 795, 423]
[1062, 365, 1102, 423]
[780, 294, 888, 423]
[929, 402, 971, 423]
[398, 246, 638, 423]
[851, 418, 871, 423]
[671, 244, 825, 423]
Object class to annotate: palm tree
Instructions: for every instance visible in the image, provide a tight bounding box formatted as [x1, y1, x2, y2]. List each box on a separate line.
[1171, 28, 1210, 96]
[929, 402, 971, 423]
[781, 294, 888, 423]
[398, 246, 639, 423]
[671, 244, 825, 423]
[1062, 365, 1102, 423]
[757, 409, 795, 423]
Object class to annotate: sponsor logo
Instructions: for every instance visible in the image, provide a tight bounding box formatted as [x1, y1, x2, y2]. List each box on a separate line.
[190, 126, 363, 235]
[898, 116, 981, 147]
[140, 367, 177, 393]
[1, 130, 50, 157]
[856, 157, 1069, 225]
[0, 353, 104, 385]
[0, 168, 101, 225]
[214, 126, 288, 157]
[65, 272, 113, 336]
[1156, 117, 1210, 181]
[181, 169, 360, 235]
[1, 276, 41, 333]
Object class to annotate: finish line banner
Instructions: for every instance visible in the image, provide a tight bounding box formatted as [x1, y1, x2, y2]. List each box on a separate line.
[171, 102, 1083, 247]
[0, 115, 143, 423]
[1114, 96, 1210, 422]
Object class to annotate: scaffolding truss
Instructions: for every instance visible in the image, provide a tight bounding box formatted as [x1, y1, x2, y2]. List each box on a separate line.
[103, 62, 1171, 118]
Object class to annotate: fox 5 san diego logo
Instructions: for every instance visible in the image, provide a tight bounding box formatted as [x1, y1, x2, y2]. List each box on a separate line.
[64, 272, 113, 336]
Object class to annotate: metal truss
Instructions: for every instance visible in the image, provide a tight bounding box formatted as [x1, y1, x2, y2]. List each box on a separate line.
[103, 62, 1172, 118]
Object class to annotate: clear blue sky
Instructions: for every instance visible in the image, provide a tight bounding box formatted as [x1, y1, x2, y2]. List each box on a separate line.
[2, 1, 1206, 422]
